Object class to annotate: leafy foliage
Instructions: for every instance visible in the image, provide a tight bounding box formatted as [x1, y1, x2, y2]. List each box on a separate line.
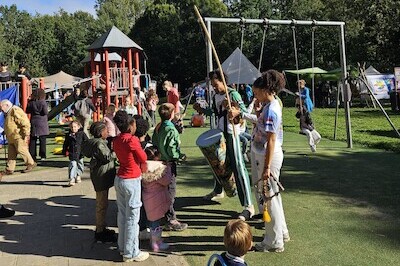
[0, 0, 399, 87]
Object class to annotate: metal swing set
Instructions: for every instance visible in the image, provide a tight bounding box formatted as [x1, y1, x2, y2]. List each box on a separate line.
[202, 16, 353, 148]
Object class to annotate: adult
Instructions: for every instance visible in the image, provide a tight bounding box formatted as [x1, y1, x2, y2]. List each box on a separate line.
[0, 62, 12, 90]
[232, 70, 289, 252]
[0, 99, 36, 174]
[162, 81, 180, 115]
[297, 79, 314, 113]
[14, 63, 31, 82]
[194, 70, 254, 221]
[26, 89, 49, 161]
[73, 87, 96, 137]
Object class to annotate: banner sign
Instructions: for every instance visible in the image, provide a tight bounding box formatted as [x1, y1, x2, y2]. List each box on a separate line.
[366, 74, 395, 100]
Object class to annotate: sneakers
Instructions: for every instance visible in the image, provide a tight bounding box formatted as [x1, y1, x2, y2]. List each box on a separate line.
[123, 251, 149, 262]
[165, 220, 188, 231]
[203, 191, 225, 201]
[68, 179, 76, 186]
[238, 205, 255, 221]
[283, 233, 291, 242]
[2, 170, 14, 175]
[0, 205, 15, 218]
[76, 176, 82, 183]
[95, 228, 117, 243]
[255, 242, 284, 253]
[22, 163, 36, 173]
[310, 145, 317, 153]
[139, 228, 151, 240]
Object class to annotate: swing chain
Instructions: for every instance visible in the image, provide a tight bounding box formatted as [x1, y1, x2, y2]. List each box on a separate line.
[262, 18, 269, 30]
[290, 19, 296, 30]
[239, 17, 246, 30]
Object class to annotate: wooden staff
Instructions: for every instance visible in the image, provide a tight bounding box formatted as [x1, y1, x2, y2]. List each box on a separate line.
[193, 5, 236, 135]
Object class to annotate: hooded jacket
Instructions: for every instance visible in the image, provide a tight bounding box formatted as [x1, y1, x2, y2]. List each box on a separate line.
[81, 138, 116, 192]
[141, 161, 172, 221]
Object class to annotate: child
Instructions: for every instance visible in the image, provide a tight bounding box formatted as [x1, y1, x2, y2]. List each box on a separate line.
[146, 89, 159, 125]
[239, 119, 251, 163]
[133, 115, 151, 149]
[295, 103, 321, 152]
[112, 110, 149, 262]
[132, 115, 151, 240]
[210, 219, 252, 266]
[81, 122, 117, 243]
[122, 95, 138, 117]
[152, 103, 187, 231]
[62, 121, 88, 186]
[102, 103, 120, 148]
[142, 146, 171, 252]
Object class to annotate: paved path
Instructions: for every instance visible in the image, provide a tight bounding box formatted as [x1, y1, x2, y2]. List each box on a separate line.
[0, 167, 189, 266]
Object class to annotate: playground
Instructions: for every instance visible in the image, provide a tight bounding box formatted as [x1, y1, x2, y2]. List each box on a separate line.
[1, 3, 400, 266]
[0, 107, 399, 265]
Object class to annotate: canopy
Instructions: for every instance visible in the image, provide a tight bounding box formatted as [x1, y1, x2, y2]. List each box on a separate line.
[222, 48, 261, 85]
[284, 67, 328, 75]
[33, 71, 82, 89]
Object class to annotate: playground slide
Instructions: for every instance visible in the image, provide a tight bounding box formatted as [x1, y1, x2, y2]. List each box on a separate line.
[47, 94, 76, 121]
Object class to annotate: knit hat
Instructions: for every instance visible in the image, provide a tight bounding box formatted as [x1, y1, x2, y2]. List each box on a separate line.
[90, 121, 106, 138]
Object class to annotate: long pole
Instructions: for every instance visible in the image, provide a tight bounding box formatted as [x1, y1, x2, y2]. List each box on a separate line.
[194, 6, 235, 134]
[206, 19, 215, 129]
[357, 72, 400, 138]
[339, 24, 353, 148]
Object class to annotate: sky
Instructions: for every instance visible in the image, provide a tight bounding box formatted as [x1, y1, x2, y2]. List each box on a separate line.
[1, 0, 97, 16]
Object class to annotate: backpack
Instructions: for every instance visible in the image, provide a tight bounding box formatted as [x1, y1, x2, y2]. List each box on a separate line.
[207, 254, 227, 266]
[74, 99, 90, 118]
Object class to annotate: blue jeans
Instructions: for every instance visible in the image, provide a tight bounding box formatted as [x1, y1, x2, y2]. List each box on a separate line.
[239, 132, 251, 153]
[114, 176, 142, 258]
[68, 159, 84, 180]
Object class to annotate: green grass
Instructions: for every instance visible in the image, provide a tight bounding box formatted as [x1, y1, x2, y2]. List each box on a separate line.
[168, 113, 400, 266]
[283, 107, 400, 152]
[17, 109, 400, 265]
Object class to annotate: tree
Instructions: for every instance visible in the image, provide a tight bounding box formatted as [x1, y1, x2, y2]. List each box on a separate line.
[0, 5, 32, 69]
[131, 0, 228, 90]
[95, 0, 151, 34]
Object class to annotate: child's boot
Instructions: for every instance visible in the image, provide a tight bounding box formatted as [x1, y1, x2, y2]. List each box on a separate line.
[150, 226, 169, 252]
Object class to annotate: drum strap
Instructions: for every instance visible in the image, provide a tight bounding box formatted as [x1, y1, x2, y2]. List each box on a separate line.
[213, 89, 234, 134]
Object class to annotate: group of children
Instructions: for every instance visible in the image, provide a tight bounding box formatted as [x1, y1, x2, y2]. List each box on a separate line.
[61, 101, 186, 262]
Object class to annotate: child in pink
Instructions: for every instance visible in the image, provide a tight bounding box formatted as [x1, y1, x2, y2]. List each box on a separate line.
[141, 146, 171, 252]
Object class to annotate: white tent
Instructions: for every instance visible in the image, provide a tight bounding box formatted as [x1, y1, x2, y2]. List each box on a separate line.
[33, 71, 82, 89]
[222, 48, 261, 85]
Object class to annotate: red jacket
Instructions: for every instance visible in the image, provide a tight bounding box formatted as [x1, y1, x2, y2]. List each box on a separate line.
[113, 133, 147, 178]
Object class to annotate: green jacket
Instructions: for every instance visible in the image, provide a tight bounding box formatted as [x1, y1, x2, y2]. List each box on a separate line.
[81, 138, 116, 192]
[152, 120, 183, 162]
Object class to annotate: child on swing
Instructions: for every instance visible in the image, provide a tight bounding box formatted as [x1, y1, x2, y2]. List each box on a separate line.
[295, 99, 321, 152]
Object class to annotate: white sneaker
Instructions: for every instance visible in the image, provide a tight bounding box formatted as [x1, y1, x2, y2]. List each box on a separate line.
[123, 251, 149, 262]
[76, 176, 82, 183]
[283, 233, 291, 242]
[255, 242, 284, 253]
[310, 145, 316, 153]
[203, 191, 225, 201]
[68, 179, 75, 186]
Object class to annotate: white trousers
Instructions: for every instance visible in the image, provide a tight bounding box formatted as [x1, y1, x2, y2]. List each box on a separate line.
[252, 150, 289, 249]
[301, 128, 321, 147]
